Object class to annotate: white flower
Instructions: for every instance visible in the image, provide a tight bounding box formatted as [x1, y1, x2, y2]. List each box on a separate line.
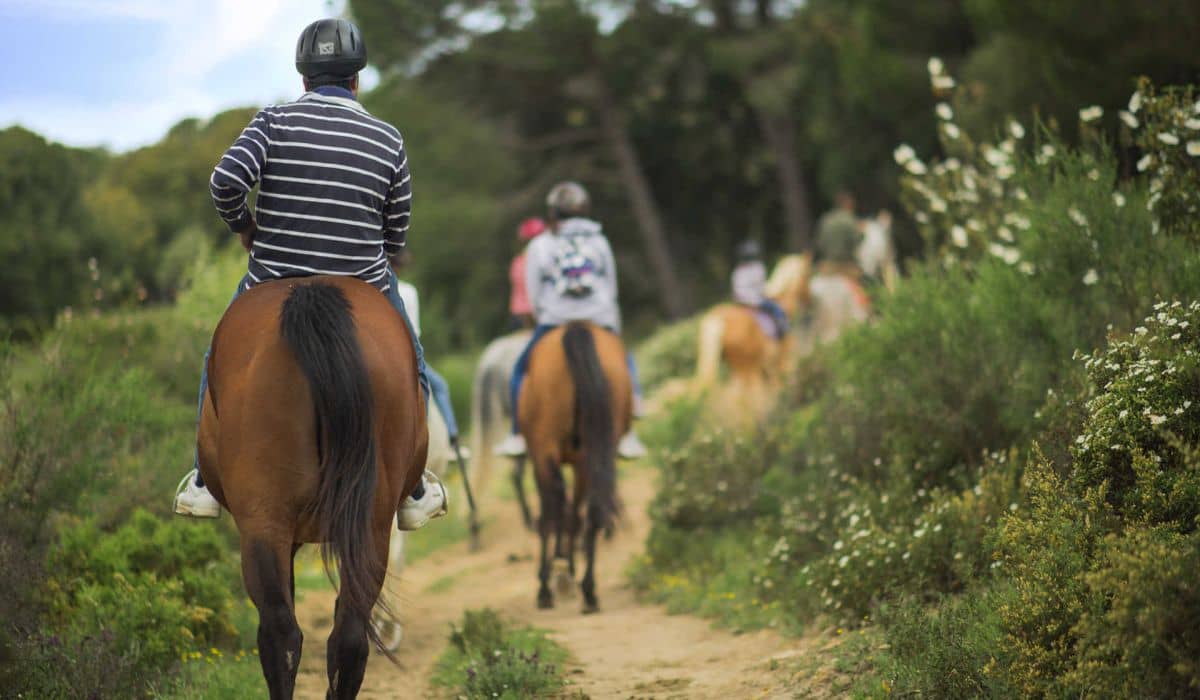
[1188, 141, 1200, 157]
[1149, 414, 1167, 426]
[988, 243, 1020, 265]
[1113, 192, 1126, 207]
[983, 146, 1008, 167]
[997, 226, 1014, 242]
[1137, 154, 1155, 172]
[1009, 120, 1025, 139]
[927, 56, 945, 76]
[1079, 105, 1104, 122]
[944, 157, 961, 171]
[1083, 268, 1099, 286]
[1158, 132, 1180, 146]
[930, 197, 948, 213]
[1119, 111, 1139, 129]
[1068, 207, 1088, 227]
[936, 102, 954, 120]
[1018, 261, 1036, 275]
[833, 540, 844, 551]
[932, 75, 956, 91]
[1087, 168, 1100, 181]
[1128, 91, 1143, 114]
[996, 164, 1015, 180]
[951, 225, 969, 248]
[893, 143, 916, 165]
[1041, 144, 1056, 159]
[943, 123, 961, 139]
[838, 555, 850, 568]
[905, 159, 928, 175]
[1186, 118, 1200, 130]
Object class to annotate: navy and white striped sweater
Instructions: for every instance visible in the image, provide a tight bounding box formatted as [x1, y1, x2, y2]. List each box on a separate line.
[209, 85, 410, 292]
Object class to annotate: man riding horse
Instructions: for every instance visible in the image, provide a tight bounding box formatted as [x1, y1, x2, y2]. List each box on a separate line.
[493, 181, 648, 460]
[173, 18, 446, 531]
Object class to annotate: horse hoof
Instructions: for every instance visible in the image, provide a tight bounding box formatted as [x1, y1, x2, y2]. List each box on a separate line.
[582, 601, 600, 615]
[537, 591, 555, 609]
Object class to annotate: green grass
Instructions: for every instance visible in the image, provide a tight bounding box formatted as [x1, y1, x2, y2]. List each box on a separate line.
[432, 608, 572, 699]
[154, 649, 264, 699]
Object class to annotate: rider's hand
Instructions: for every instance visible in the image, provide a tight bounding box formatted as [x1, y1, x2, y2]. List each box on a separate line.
[238, 221, 258, 252]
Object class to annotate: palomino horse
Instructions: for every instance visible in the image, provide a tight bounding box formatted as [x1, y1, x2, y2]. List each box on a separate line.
[197, 277, 426, 699]
[808, 262, 872, 346]
[519, 322, 630, 612]
[371, 400, 451, 653]
[469, 329, 532, 524]
[694, 253, 812, 407]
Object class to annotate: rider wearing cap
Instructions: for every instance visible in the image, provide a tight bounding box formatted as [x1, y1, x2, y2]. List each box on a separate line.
[173, 18, 447, 530]
[732, 240, 789, 339]
[493, 182, 648, 459]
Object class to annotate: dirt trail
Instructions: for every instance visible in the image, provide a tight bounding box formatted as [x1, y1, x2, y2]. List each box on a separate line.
[293, 466, 813, 699]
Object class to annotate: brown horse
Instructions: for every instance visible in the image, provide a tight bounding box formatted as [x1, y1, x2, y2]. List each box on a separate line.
[518, 321, 630, 613]
[196, 277, 426, 700]
[693, 254, 812, 408]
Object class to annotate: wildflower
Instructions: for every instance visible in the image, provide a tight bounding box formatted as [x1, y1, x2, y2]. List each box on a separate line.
[951, 225, 969, 248]
[996, 164, 1015, 180]
[932, 75, 956, 91]
[997, 226, 1014, 242]
[943, 123, 961, 140]
[1082, 269, 1099, 286]
[1158, 132, 1180, 146]
[936, 102, 953, 120]
[1137, 154, 1155, 171]
[1128, 91, 1143, 113]
[893, 143, 916, 165]
[1009, 120, 1025, 139]
[983, 145, 1007, 167]
[838, 556, 850, 568]
[1068, 208, 1088, 227]
[927, 56, 944, 76]
[905, 158, 927, 175]
[1041, 144, 1056, 159]
[1087, 168, 1100, 181]
[1186, 118, 1200, 130]
[1149, 414, 1167, 426]
[1079, 105, 1103, 122]
[1018, 261, 1035, 275]
[929, 197, 947, 213]
[1119, 110, 1139, 129]
[833, 540, 844, 551]
[1113, 192, 1126, 207]
[944, 157, 961, 171]
[1188, 141, 1200, 157]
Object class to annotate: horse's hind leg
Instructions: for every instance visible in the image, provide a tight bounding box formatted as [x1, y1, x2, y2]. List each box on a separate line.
[242, 536, 303, 700]
[580, 503, 603, 614]
[512, 455, 535, 531]
[534, 458, 563, 609]
[326, 527, 389, 699]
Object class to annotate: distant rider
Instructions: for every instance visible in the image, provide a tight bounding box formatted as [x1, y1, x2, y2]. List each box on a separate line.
[509, 217, 546, 329]
[731, 240, 788, 339]
[173, 18, 447, 530]
[815, 190, 863, 276]
[493, 181, 648, 459]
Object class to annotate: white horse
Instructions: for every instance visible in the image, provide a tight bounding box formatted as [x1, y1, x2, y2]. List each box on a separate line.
[468, 329, 532, 523]
[857, 210, 898, 292]
[371, 398, 452, 652]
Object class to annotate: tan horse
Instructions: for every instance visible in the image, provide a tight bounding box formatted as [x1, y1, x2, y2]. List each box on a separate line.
[197, 277, 426, 699]
[693, 253, 812, 408]
[519, 322, 631, 612]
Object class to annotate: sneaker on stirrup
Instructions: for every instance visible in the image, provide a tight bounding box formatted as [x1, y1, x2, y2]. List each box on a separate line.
[618, 431, 649, 460]
[493, 433, 527, 457]
[174, 469, 221, 518]
[397, 472, 448, 531]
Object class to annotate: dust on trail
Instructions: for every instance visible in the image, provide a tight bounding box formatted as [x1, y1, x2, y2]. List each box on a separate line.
[293, 466, 817, 699]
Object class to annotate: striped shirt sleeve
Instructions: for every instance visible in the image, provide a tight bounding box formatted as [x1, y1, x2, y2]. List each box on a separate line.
[382, 140, 411, 255]
[210, 110, 270, 233]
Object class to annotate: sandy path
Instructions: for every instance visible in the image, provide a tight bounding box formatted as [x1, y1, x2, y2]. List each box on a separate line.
[293, 466, 811, 699]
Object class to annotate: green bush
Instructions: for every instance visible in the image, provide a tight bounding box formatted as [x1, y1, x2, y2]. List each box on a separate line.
[432, 608, 569, 699]
[634, 317, 698, 393]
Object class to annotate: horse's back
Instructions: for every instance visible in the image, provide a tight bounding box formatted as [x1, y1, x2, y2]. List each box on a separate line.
[201, 276, 423, 537]
[709, 303, 770, 368]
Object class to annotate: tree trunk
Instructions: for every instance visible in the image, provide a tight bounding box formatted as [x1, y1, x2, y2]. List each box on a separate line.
[753, 107, 813, 252]
[593, 76, 689, 318]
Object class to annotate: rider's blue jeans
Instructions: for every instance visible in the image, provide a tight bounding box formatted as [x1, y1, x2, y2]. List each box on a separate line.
[192, 271, 427, 487]
[508, 324, 642, 433]
[759, 299, 790, 339]
[426, 364, 459, 440]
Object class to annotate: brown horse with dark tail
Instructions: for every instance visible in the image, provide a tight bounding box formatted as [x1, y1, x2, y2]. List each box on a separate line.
[196, 276, 427, 699]
[518, 321, 630, 613]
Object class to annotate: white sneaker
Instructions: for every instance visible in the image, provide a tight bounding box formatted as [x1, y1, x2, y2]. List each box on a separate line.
[618, 431, 649, 460]
[493, 433, 527, 457]
[174, 470, 220, 518]
[397, 472, 448, 531]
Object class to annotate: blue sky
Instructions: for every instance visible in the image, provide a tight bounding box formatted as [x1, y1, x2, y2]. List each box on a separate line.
[0, 0, 380, 151]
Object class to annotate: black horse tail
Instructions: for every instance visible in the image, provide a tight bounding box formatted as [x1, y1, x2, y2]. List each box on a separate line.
[279, 283, 384, 646]
[561, 322, 619, 533]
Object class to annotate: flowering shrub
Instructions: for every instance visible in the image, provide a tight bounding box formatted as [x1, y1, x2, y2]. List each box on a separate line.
[1122, 80, 1200, 241]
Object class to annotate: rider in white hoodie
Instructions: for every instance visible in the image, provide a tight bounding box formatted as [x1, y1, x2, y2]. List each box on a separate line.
[494, 181, 647, 459]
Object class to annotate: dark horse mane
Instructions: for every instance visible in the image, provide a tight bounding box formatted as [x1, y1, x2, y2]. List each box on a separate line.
[278, 283, 387, 650]
[561, 321, 620, 533]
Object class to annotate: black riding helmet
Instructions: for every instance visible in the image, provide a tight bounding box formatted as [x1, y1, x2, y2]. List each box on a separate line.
[295, 18, 367, 82]
[737, 239, 763, 262]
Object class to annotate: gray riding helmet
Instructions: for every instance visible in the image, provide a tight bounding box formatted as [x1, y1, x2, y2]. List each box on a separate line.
[296, 18, 367, 82]
[547, 181, 591, 218]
